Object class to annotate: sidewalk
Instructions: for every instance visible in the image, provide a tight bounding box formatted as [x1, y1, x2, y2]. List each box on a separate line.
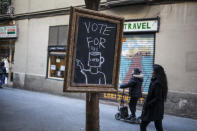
[1, 87, 197, 131]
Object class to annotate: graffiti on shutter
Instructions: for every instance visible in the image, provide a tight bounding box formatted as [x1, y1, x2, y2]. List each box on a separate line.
[119, 34, 154, 93]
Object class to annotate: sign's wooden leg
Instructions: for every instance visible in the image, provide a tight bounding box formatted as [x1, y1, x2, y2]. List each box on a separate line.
[86, 93, 99, 131]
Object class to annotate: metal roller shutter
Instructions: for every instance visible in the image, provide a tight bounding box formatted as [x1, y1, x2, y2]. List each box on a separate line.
[119, 34, 155, 93]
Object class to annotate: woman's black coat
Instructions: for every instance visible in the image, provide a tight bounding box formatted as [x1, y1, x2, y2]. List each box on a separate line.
[141, 77, 164, 121]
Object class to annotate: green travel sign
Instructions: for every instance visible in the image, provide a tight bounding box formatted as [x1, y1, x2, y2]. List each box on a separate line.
[124, 20, 158, 32]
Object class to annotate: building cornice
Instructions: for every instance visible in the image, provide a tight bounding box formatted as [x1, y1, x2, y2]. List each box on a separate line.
[0, 0, 196, 23]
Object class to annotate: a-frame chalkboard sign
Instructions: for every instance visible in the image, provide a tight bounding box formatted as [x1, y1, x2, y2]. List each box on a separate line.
[64, 7, 124, 92]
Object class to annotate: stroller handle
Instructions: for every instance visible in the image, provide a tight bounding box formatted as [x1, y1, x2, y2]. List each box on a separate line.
[120, 88, 126, 105]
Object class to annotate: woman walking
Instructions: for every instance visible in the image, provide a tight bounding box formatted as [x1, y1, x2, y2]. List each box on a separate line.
[140, 64, 168, 131]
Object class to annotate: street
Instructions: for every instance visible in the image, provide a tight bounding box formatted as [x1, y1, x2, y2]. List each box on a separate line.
[0, 87, 197, 131]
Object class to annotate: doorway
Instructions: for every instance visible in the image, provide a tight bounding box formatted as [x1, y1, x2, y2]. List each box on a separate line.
[0, 41, 15, 84]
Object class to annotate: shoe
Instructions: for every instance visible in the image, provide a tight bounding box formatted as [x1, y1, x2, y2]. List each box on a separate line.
[127, 115, 136, 120]
[130, 115, 136, 120]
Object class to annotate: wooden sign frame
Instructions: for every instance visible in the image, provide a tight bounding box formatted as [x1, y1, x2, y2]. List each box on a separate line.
[63, 7, 124, 92]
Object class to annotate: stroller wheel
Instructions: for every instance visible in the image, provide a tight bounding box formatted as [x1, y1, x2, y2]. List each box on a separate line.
[115, 113, 121, 120]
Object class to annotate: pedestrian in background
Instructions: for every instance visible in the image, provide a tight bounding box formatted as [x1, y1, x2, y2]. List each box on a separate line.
[3, 57, 9, 84]
[120, 68, 143, 120]
[140, 64, 168, 131]
[0, 62, 6, 88]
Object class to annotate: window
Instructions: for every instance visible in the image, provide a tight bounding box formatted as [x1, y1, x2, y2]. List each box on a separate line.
[48, 25, 68, 46]
[47, 25, 68, 80]
[48, 51, 66, 79]
[0, 0, 9, 14]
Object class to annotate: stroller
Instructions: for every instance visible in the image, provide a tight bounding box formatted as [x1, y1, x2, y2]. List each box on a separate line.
[115, 89, 129, 120]
[115, 89, 141, 124]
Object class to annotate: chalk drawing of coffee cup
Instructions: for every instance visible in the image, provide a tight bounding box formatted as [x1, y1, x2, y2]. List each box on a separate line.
[88, 52, 105, 67]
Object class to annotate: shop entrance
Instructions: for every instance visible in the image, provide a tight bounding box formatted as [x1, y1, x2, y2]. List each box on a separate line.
[0, 41, 15, 84]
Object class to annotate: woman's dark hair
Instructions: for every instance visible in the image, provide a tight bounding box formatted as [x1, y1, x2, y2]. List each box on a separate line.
[153, 64, 168, 101]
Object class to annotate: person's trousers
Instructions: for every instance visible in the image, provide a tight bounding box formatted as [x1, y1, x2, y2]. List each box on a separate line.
[129, 97, 138, 117]
[0, 74, 5, 87]
[140, 120, 163, 131]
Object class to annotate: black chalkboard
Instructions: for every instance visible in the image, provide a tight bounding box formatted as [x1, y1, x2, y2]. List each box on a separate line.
[73, 16, 117, 85]
[64, 7, 124, 92]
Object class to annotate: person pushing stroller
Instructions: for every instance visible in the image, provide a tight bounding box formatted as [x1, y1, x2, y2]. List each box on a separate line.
[120, 68, 143, 120]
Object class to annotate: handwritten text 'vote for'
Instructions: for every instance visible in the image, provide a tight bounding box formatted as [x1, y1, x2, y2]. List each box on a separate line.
[84, 22, 115, 52]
